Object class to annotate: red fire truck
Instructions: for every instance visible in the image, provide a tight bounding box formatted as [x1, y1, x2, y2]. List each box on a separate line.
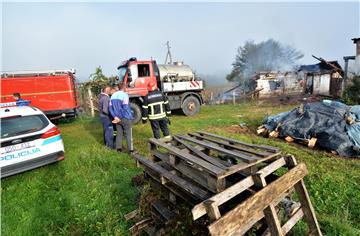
[117, 58, 204, 123]
[1, 69, 78, 119]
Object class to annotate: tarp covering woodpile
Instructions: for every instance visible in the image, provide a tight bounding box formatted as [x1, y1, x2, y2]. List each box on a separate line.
[259, 100, 360, 157]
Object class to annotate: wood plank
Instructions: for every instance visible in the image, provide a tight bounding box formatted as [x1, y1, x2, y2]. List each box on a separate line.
[192, 176, 254, 220]
[134, 154, 211, 200]
[282, 208, 304, 234]
[190, 132, 271, 157]
[232, 190, 294, 235]
[264, 204, 284, 236]
[129, 217, 153, 236]
[217, 152, 281, 178]
[152, 150, 219, 193]
[208, 163, 308, 236]
[176, 135, 258, 163]
[172, 136, 228, 169]
[152, 200, 177, 222]
[256, 157, 286, 177]
[146, 168, 199, 204]
[204, 200, 222, 221]
[149, 138, 223, 175]
[262, 208, 304, 236]
[294, 180, 322, 236]
[197, 131, 280, 153]
[192, 156, 287, 220]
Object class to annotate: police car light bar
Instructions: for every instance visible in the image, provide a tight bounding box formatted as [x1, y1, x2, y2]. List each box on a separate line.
[0, 102, 17, 107]
[0, 100, 31, 108]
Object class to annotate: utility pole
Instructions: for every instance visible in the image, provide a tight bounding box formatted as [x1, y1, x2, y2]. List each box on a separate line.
[165, 41, 173, 64]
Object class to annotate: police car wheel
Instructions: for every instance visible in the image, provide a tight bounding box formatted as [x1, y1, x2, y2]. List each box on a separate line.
[130, 102, 141, 124]
[182, 96, 200, 116]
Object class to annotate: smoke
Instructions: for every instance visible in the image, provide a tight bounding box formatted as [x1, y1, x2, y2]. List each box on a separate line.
[228, 39, 304, 83]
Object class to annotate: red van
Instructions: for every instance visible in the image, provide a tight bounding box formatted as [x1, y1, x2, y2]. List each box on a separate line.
[1, 69, 78, 119]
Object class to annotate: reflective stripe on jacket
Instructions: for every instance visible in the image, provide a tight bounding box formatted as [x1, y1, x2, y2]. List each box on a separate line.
[142, 90, 171, 121]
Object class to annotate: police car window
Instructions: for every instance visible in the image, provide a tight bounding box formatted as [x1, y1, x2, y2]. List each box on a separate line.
[1, 115, 49, 139]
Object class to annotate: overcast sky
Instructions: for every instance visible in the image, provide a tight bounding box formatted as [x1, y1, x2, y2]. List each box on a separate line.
[2, 1, 359, 82]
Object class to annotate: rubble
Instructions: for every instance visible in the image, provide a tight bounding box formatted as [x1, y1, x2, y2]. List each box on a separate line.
[126, 132, 322, 235]
[258, 100, 360, 157]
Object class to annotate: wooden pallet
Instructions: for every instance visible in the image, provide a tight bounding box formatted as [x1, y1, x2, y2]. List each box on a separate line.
[130, 132, 321, 236]
[148, 132, 281, 193]
[192, 155, 322, 236]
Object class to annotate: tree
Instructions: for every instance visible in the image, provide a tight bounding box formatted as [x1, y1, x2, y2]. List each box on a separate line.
[226, 39, 304, 84]
[85, 66, 118, 94]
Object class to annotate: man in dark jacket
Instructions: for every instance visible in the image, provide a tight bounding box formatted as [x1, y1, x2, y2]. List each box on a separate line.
[99, 86, 114, 148]
[142, 81, 171, 139]
[109, 83, 134, 153]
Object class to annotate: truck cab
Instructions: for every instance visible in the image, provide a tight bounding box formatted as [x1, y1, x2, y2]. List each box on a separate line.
[117, 58, 203, 124]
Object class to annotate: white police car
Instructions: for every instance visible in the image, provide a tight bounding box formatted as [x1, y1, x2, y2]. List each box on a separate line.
[0, 106, 65, 178]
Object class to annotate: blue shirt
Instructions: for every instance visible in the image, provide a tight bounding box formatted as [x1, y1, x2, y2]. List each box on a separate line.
[16, 98, 30, 106]
[109, 91, 134, 120]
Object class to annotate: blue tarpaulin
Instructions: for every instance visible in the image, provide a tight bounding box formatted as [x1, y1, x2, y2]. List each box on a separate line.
[263, 100, 360, 157]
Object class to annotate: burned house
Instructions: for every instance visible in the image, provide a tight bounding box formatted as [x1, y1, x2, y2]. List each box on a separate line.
[252, 71, 304, 98]
[298, 59, 343, 97]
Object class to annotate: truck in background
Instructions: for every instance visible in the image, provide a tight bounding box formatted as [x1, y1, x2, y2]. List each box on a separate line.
[117, 57, 204, 124]
[1, 69, 79, 119]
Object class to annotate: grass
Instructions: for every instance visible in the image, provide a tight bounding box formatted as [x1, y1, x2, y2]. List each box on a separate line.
[1, 103, 360, 235]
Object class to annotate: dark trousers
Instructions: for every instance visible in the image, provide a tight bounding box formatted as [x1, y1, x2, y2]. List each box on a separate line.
[100, 114, 114, 148]
[115, 118, 133, 151]
[150, 118, 170, 139]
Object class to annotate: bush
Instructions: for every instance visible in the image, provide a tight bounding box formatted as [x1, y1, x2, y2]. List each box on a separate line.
[343, 76, 360, 105]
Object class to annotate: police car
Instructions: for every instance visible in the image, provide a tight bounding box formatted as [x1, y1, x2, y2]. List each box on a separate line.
[0, 105, 65, 178]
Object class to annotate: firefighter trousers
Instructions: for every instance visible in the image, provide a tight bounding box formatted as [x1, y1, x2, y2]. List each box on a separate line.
[150, 118, 170, 139]
[115, 118, 133, 151]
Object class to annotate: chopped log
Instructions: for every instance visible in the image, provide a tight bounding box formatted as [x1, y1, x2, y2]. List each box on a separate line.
[257, 127, 268, 135]
[269, 131, 280, 138]
[308, 137, 317, 148]
[285, 136, 294, 143]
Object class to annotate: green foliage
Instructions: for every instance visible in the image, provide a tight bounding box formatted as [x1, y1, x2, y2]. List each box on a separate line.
[2, 104, 360, 235]
[227, 39, 303, 84]
[343, 76, 360, 105]
[84, 66, 118, 94]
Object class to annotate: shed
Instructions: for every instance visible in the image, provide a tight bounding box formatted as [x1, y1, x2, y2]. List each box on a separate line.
[298, 61, 343, 97]
[253, 71, 304, 98]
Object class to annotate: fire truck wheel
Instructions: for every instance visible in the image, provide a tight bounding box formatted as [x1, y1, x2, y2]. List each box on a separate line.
[181, 96, 200, 116]
[130, 102, 142, 124]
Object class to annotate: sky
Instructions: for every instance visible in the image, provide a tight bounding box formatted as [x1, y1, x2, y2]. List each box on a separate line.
[1, 1, 359, 83]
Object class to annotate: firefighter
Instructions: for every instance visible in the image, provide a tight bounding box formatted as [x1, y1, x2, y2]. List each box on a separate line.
[142, 81, 171, 139]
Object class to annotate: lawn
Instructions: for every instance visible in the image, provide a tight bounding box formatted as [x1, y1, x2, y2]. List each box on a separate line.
[1, 103, 360, 235]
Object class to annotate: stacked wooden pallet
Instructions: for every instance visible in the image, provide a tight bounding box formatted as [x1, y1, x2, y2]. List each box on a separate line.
[128, 132, 322, 236]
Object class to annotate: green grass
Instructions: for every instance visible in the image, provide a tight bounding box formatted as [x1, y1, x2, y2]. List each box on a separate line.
[2, 103, 360, 235]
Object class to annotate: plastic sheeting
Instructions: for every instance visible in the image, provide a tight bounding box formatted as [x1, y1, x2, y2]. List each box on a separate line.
[263, 100, 360, 157]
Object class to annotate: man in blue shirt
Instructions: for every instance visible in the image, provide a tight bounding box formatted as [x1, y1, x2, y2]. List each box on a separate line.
[13, 93, 30, 106]
[109, 83, 134, 154]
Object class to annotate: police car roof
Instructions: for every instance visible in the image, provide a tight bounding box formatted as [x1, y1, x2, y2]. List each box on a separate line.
[0, 106, 44, 118]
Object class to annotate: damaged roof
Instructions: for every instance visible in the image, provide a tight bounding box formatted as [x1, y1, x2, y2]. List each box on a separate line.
[298, 61, 343, 76]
